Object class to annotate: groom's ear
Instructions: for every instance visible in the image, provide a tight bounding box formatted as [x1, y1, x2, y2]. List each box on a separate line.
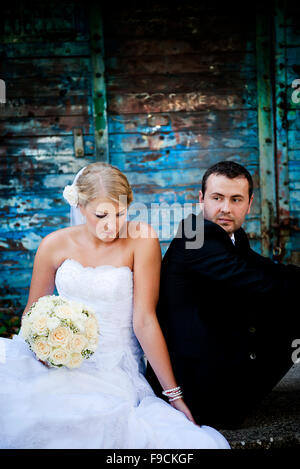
[247, 194, 254, 214]
[199, 190, 204, 203]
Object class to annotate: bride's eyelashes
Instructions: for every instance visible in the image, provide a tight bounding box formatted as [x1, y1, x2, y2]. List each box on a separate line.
[95, 211, 126, 219]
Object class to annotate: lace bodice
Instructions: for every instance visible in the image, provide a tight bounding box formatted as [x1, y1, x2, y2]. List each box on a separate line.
[55, 258, 144, 371]
[55, 258, 134, 325]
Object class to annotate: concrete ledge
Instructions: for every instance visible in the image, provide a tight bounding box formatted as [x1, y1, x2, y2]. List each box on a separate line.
[220, 364, 300, 449]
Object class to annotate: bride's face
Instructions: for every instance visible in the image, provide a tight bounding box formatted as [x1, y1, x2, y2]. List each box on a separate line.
[79, 196, 128, 242]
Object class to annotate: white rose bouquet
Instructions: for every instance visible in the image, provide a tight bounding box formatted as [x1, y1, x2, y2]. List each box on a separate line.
[20, 295, 100, 369]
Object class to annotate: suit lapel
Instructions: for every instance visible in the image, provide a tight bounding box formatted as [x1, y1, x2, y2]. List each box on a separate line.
[234, 227, 250, 255]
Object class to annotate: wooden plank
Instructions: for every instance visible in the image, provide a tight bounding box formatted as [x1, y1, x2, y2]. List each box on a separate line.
[0, 115, 94, 137]
[0, 58, 91, 79]
[107, 110, 258, 133]
[128, 164, 260, 189]
[0, 192, 70, 214]
[106, 72, 257, 94]
[0, 155, 95, 177]
[1, 213, 69, 233]
[0, 135, 95, 156]
[104, 37, 255, 57]
[289, 150, 300, 161]
[107, 91, 256, 114]
[0, 230, 45, 251]
[288, 161, 300, 181]
[110, 149, 259, 172]
[105, 52, 256, 75]
[0, 41, 90, 58]
[0, 96, 92, 118]
[1, 250, 33, 269]
[286, 47, 300, 64]
[6, 77, 90, 98]
[288, 130, 300, 150]
[290, 190, 300, 212]
[103, 13, 255, 39]
[287, 110, 300, 130]
[286, 26, 300, 46]
[108, 129, 258, 153]
[103, 3, 255, 20]
[0, 2, 88, 43]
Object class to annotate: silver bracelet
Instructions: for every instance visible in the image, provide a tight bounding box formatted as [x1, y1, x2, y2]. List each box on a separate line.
[162, 386, 181, 395]
[168, 395, 183, 402]
[162, 386, 183, 401]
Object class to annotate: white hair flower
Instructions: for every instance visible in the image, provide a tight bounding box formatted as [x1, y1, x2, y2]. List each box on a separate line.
[63, 184, 79, 206]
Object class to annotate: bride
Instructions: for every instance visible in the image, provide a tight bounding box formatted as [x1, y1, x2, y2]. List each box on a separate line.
[0, 162, 230, 449]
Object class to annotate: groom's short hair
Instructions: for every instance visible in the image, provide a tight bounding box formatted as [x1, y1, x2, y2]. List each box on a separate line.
[201, 161, 253, 200]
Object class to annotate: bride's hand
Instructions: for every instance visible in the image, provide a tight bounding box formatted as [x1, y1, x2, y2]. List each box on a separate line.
[169, 398, 200, 426]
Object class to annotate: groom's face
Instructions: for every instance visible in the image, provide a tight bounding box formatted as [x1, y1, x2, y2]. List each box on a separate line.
[199, 174, 253, 234]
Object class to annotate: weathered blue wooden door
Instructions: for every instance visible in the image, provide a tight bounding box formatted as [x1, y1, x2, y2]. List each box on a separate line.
[0, 1, 299, 337]
[103, 1, 300, 262]
[0, 2, 108, 335]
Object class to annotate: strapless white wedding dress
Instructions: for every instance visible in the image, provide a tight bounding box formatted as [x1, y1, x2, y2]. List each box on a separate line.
[0, 258, 230, 449]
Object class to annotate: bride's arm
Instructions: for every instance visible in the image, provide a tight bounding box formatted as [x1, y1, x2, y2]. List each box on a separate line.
[22, 233, 58, 318]
[132, 223, 196, 424]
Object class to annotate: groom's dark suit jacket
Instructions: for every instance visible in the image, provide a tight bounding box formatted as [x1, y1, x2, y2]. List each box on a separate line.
[145, 215, 300, 429]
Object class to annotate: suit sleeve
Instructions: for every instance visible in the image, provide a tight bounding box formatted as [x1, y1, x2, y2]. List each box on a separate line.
[182, 225, 300, 296]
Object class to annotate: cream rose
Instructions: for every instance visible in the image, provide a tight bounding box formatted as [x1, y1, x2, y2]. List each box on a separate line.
[74, 319, 86, 333]
[55, 305, 73, 319]
[67, 352, 83, 368]
[88, 337, 99, 352]
[49, 347, 70, 366]
[69, 300, 85, 316]
[20, 318, 31, 340]
[48, 326, 72, 347]
[31, 315, 48, 335]
[84, 318, 99, 339]
[47, 316, 60, 331]
[32, 338, 51, 360]
[69, 333, 87, 353]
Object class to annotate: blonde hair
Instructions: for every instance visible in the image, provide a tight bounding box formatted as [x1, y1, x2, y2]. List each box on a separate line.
[76, 162, 133, 207]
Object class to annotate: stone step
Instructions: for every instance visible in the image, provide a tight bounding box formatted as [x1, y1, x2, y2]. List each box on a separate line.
[220, 364, 300, 449]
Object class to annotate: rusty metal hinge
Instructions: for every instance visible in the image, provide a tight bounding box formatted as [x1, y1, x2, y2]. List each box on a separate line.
[73, 128, 84, 158]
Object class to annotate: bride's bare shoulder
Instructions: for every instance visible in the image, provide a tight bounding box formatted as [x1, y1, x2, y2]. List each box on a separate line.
[43, 225, 80, 245]
[127, 220, 158, 240]
[39, 226, 81, 265]
[128, 222, 161, 267]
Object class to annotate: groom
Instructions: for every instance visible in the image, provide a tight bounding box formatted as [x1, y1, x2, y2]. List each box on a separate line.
[146, 160, 300, 429]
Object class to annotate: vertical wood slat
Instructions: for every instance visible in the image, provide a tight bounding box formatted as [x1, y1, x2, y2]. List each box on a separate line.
[256, 8, 277, 257]
[88, 4, 109, 162]
[273, 0, 291, 260]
